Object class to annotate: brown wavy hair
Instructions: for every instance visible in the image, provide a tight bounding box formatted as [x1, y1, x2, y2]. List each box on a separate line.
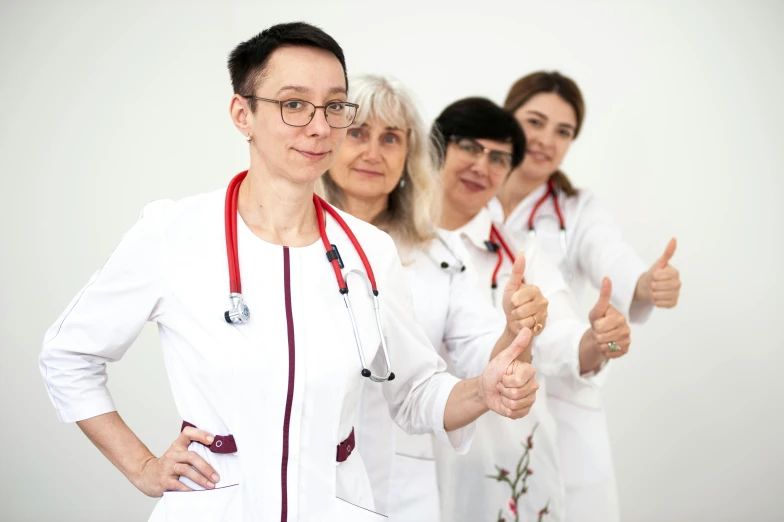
[503, 71, 584, 197]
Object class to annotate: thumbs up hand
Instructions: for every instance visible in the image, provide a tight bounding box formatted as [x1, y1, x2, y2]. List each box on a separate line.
[502, 252, 549, 336]
[481, 328, 539, 419]
[582, 278, 631, 365]
[636, 238, 682, 308]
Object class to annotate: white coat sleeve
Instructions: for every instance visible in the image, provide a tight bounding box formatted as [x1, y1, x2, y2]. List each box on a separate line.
[39, 201, 169, 423]
[441, 237, 506, 380]
[526, 238, 610, 387]
[374, 235, 475, 454]
[571, 190, 653, 324]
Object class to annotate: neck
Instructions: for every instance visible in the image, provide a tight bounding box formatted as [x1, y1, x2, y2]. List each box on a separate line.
[341, 192, 388, 225]
[438, 200, 475, 231]
[498, 168, 548, 219]
[238, 164, 318, 247]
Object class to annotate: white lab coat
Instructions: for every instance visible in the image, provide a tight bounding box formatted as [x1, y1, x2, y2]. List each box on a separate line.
[356, 233, 505, 522]
[39, 187, 475, 522]
[436, 208, 603, 522]
[489, 186, 654, 522]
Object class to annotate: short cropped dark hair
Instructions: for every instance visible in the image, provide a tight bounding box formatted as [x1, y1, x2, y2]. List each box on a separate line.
[431, 97, 526, 169]
[228, 22, 348, 110]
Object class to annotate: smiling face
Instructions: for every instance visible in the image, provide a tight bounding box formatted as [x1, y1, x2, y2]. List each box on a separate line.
[230, 45, 350, 185]
[441, 137, 514, 217]
[513, 92, 578, 183]
[327, 118, 409, 205]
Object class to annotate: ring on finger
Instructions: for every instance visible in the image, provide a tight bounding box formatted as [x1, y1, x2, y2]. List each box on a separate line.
[532, 314, 544, 335]
[608, 341, 620, 353]
[173, 463, 179, 476]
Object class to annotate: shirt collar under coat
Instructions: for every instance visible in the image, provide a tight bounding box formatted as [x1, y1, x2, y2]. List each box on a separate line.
[454, 207, 495, 252]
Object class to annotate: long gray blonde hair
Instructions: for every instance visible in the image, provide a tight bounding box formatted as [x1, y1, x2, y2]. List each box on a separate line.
[318, 75, 440, 247]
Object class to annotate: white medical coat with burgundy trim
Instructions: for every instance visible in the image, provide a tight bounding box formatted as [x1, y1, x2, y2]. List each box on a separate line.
[39, 187, 474, 522]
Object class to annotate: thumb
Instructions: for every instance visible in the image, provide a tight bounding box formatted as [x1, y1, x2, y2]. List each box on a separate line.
[589, 277, 612, 321]
[493, 327, 532, 368]
[654, 238, 677, 270]
[504, 252, 527, 293]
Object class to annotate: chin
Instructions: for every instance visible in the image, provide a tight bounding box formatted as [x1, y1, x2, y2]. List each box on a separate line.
[286, 166, 328, 186]
[519, 166, 552, 182]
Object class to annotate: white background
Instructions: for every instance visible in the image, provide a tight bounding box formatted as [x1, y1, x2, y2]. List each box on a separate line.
[1, 1, 782, 521]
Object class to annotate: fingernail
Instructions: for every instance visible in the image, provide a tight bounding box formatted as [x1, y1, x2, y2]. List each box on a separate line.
[207, 435, 214, 443]
[212, 473, 220, 482]
[206, 481, 215, 489]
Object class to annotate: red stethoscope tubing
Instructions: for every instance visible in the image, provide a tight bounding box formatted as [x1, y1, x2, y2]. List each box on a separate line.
[528, 179, 565, 233]
[225, 171, 377, 295]
[489, 224, 519, 289]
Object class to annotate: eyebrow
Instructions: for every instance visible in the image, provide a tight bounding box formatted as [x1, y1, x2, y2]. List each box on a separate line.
[357, 123, 404, 131]
[526, 110, 575, 130]
[275, 85, 347, 97]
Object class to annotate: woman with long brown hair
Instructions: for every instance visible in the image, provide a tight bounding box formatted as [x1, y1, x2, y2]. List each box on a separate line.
[495, 71, 684, 522]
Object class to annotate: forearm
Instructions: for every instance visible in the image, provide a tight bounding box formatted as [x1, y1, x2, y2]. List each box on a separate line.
[489, 327, 531, 364]
[77, 411, 155, 487]
[578, 329, 606, 374]
[443, 377, 488, 432]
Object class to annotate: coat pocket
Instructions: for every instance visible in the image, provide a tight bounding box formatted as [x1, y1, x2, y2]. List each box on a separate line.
[162, 483, 241, 521]
[335, 496, 388, 521]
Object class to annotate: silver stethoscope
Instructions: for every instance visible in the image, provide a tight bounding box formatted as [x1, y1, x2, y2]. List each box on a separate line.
[425, 235, 467, 274]
[223, 171, 394, 382]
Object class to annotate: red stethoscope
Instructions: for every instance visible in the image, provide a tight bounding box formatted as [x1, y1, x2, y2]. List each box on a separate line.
[527, 179, 568, 261]
[223, 171, 394, 382]
[486, 224, 519, 291]
[485, 223, 529, 307]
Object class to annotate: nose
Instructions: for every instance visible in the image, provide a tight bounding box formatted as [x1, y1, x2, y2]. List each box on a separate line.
[471, 153, 491, 176]
[305, 107, 331, 138]
[531, 126, 554, 150]
[362, 139, 382, 163]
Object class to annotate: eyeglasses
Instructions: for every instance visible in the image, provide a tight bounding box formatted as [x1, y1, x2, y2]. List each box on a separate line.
[242, 96, 359, 129]
[450, 136, 514, 175]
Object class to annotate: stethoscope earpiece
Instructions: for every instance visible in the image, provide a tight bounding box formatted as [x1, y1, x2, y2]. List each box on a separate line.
[433, 236, 466, 273]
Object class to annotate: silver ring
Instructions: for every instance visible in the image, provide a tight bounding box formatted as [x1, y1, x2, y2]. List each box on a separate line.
[608, 341, 620, 353]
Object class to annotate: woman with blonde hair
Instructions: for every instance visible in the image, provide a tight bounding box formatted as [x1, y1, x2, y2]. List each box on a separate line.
[319, 75, 548, 522]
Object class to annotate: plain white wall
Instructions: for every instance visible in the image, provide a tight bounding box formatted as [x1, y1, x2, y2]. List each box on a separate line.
[1, 1, 782, 520]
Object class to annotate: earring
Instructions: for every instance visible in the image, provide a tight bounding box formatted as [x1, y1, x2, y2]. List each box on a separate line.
[399, 177, 406, 188]
[245, 134, 252, 142]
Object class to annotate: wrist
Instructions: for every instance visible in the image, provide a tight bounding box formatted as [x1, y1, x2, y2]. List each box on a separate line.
[635, 272, 652, 302]
[471, 376, 486, 406]
[128, 454, 156, 490]
[579, 329, 606, 374]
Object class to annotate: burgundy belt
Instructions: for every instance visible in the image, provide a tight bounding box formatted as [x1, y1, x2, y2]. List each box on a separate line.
[181, 422, 356, 462]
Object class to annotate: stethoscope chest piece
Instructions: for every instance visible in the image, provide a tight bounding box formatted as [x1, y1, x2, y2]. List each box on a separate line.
[225, 292, 250, 324]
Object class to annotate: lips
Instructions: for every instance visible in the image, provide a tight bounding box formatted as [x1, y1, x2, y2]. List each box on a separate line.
[295, 149, 329, 161]
[528, 151, 550, 162]
[459, 178, 486, 192]
[353, 168, 384, 178]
